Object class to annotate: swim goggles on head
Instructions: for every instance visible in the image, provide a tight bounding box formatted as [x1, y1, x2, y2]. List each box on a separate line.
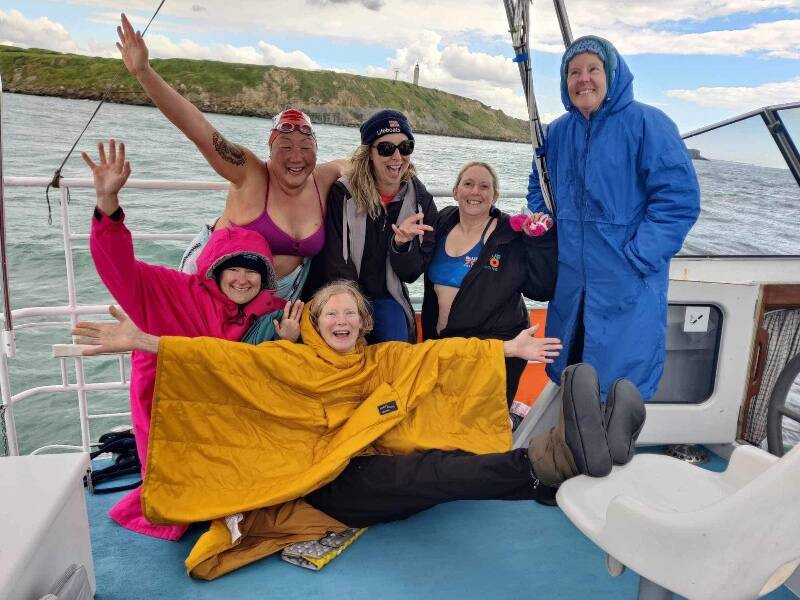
[272, 121, 314, 135]
[373, 139, 415, 157]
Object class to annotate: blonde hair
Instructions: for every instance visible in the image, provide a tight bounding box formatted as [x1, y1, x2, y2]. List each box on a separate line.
[307, 280, 374, 342]
[453, 161, 500, 202]
[345, 144, 417, 220]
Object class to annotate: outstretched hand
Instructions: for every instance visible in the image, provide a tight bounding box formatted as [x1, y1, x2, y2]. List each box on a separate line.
[392, 211, 433, 245]
[116, 13, 150, 77]
[274, 300, 304, 342]
[81, 139, 131, 215]
[71, 305, 149, 355]
[503, 325, 562, 363]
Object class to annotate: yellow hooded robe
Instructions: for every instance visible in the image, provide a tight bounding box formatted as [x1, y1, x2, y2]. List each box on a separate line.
[143, 311, 512, 577]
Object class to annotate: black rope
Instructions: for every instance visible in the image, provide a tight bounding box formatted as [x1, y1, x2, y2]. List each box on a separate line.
[0, 405, 7, 456]
[46, 0, 166, 223]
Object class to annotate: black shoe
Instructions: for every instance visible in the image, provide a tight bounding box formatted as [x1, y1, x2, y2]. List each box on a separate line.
[509, 412, 524, 432]
[533, 485, 558, 507]
[604, 378, 646, 465]
[561, 363, 612, 478]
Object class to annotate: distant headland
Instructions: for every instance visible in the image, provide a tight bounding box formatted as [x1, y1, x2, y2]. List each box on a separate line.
[0, 45, 531, 143]
[688, 148, 710, 161]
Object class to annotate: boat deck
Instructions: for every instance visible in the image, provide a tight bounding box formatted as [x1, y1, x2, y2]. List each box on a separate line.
[85, 450, 798, 599]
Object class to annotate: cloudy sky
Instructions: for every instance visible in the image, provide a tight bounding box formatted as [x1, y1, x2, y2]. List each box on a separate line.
[1, 0, 799, 137]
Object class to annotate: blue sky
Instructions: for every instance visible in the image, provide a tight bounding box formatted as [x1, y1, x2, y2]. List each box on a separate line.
[1, 1, 799, 166]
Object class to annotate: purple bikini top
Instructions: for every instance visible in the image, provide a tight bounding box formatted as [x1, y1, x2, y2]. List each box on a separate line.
[242, 167, 325, 257]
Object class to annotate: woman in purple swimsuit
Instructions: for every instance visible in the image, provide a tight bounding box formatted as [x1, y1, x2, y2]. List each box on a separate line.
[422, 162, 557, 422]
[116, 14, 345, 298]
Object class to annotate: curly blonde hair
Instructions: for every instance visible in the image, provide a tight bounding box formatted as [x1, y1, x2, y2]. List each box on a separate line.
[345, 144, 417, 220]
[307, 280, 374, 343]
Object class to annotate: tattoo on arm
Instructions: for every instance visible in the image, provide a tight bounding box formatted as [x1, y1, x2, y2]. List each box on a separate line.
[212, 131, 247, 167]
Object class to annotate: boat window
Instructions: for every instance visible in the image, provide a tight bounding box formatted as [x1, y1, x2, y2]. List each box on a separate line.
[650, 304, 722, 404]
[679, 115, 800, 257]
[778, 106, 800, 149]
[780, 374, 800, 454]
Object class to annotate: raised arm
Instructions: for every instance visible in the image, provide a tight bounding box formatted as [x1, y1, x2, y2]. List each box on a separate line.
[83, 139, 193, 327]
[81, 138, 130, 216]
[116, 13, 257, 187]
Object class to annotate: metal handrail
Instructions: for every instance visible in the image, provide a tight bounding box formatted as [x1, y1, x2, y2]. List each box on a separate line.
[0, 176, 529, 456]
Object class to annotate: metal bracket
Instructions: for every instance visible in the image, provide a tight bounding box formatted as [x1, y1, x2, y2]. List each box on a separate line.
[1, 329, 15, 358]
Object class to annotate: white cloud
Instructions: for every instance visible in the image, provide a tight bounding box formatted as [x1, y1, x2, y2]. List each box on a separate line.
[60, 0, 800, 61]
[668, 77, 800, 111]
[306, 0, 385, 11]
[362, 30, 531, 119]
[605, 20, 800, 59]
[0, 9, 81, 53]
[138, 35, 320, 69]
[256, 42, 320, 70]
[0, 8, 321, 70]
[531, 1, 800, 58]
[440, 45, 520, 87]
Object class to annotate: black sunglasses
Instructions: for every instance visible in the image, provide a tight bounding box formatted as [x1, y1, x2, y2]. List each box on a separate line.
[373, 139, 415, 157]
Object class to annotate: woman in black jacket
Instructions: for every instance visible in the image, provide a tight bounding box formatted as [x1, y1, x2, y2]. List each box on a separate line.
[422, 161, 557, 407]
[311, 109, 437, 342]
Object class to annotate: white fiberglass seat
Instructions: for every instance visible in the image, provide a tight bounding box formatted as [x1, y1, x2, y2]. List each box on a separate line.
[556, 445, 800, 600]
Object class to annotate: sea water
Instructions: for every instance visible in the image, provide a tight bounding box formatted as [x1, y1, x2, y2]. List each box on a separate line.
[1, 92, 798, 453]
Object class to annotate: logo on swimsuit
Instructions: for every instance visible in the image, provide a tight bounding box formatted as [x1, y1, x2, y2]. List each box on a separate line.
[485, 253, 502, 271]
[378, 401, 398, 415]
[464, 255, 478, 268]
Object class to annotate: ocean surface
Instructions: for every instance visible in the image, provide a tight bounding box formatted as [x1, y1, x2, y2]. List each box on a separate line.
[1, 92, 798, 453]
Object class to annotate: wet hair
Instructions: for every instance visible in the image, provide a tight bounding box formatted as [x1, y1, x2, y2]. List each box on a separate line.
[346, 142, 417, 220]
[307, 280, 374, 342]
[453, 161, 500, 202]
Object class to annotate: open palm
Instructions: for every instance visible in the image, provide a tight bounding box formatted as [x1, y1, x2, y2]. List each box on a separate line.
[116, 13, 150, 76]
[81, 139, 131, 214]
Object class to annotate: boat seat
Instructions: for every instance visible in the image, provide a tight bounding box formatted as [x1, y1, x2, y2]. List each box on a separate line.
[556, 445, 800, 600]
[0, 453, 96, 599]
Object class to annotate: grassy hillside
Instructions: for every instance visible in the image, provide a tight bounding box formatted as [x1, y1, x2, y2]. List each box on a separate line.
[0, 45, 530, 142]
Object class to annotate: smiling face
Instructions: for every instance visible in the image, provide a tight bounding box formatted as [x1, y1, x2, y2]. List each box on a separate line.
[370, 133, 411, 195]
[317, 292, 364, 354]
[453, 164, 497, 218]
[219, 267, 262, 304]
[269, 130, 317, 189]
[566, 52, 607, 120]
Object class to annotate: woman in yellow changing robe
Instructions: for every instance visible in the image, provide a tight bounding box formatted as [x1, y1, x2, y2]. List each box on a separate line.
[73, 281, 644, 579]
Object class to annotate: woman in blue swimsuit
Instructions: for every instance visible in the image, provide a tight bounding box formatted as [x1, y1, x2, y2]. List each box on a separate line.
[422, 162, 558, 413]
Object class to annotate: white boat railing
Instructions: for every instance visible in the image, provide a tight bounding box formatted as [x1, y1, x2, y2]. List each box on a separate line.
[0, 175, 528, 457]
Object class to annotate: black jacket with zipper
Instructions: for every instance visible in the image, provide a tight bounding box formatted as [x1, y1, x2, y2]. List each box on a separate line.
[422, 206, 557, 400]
[306, 176, 438, 341]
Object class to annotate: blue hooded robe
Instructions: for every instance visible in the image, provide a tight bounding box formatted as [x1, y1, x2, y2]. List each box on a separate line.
[527, 36, 701, 399]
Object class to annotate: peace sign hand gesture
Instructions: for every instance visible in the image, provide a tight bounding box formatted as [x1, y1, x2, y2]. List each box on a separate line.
[81, 138, 131, 216]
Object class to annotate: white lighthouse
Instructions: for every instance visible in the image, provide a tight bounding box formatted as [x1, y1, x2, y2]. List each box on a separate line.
[413, 62, 420, 86]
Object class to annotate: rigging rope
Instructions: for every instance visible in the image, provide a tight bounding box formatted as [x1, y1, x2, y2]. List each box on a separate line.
[45, 1, 166, 224]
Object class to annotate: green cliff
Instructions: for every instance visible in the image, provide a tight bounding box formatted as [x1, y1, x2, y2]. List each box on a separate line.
[0, 45, 530, 142]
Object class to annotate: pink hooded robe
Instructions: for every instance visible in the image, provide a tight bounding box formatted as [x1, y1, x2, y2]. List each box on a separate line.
[90, 209, 283, 540]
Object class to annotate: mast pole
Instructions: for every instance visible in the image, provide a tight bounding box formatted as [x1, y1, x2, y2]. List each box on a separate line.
[506, 0, 555, 212]
[553, 0, 574, 46]
[0, 74, 15, 359]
